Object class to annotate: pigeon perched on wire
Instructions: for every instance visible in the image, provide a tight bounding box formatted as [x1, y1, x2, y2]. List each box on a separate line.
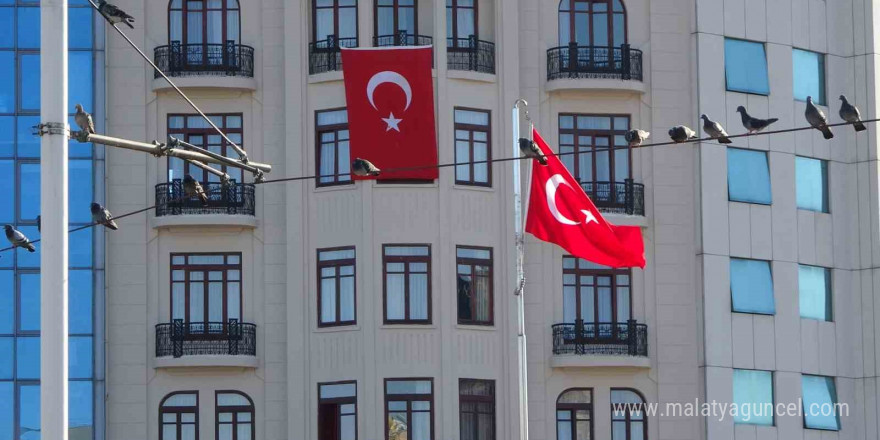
[183, 174, 209, 206]
[625, 129, 650, 147]
[74, 104, 95, 137]
[98, 0, 135, 28]
[805, 96, 833, 139]
[668, 125, 697, 143]
[352, 158, 381, 177]
[5, 225, 35, 252]
[736, 106, 779, 134]
[90, 203, 119, 230]
[838, 95, 866, 132]
[700, 114, 732, 144]
[519, 138, 548, 165]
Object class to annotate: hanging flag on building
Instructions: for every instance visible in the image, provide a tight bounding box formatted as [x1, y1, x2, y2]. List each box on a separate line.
[525, 129, 646, 268]
[341, 46, 438, 180]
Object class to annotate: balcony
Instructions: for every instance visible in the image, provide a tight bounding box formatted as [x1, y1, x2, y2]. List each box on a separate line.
[580, 179, 644, 216]
[309, 36, 359, 75]
[155, 320, 257, 369]
[374, 32, 433, 47]
[152, 180, 257, 229]
[546, 44, 644, 93]
[447, 37, 495, 75]
[152, 42, 256, 91]
[551, 320, 649, 369]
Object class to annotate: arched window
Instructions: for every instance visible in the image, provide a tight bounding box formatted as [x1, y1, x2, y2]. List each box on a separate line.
[611, 389, 646, 440]
[556, 389, 593, 440]
[216, 391, 255, 440]
[169, 0, 241, 65]
[558, 0, 626, 47]
[160, 391, 199, 440]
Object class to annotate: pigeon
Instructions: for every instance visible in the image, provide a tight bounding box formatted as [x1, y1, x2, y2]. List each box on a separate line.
[74, 104, 95, 136]
[700, 114, 732, 144]
[182, 174, 209, 206]
[36, 215, 40, 233]
[90, 202, 118, 230]
[519, 138, 548, 165]
[351, 158, 381, 177]
[805, 96, 834, 139]
[839, 95, 866, 132]
[668, 125, 697, 143]
[736, 106, 779, 134]
[5, 225, 35, 252]
[625, 129, 651, 147]
[98, 0, 135, 28]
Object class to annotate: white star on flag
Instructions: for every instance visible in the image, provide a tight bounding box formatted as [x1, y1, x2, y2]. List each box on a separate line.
[382, 112, 402, 132]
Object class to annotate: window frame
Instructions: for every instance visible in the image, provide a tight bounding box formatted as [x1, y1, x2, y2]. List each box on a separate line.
[729, 257, 776, 316]
[556, 388, 594, 440]
[723, 38, 770, 96]
[317, 246, 357, 327]
[792, 48, 826, 105]
[453, 107, 492, 187]
[447, 0, 478, 46]
[795, 156, 829, 213]
[801, 374, 841, 431]
[458, 378, 496, 440]
[732, 369, 775, 426]
[456, 246, 494, 326]
[727, 147, 772, 205]
[169, 252, 243, 329]
[167, 0, 242, 46]
[798, 264, 832, 322]
[562, 256, 632, 324]
[557, 0, 628, 47]
[315, 107, 353, 188]
[318, 380, 358, 440]
[375, 0, 418, 39]
[215, 390, 255, 440]
[312, 0, 359, 43]
[167, 113, 245, 184]
[160, 391, 200, 440]
[384, 378, 434, 440]
[558, 113, 632, 187]
[382, 244, 433, 325]
[610, 388, 647, 440]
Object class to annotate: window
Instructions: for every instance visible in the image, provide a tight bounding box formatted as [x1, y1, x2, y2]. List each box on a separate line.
[730, 258, 775, 315]
[383, 245, 431, 324]
[216, 391, 254, 440]
[168, 114, 244, 184]
[556, 389, 593, 440]
[459, 379, 495, 440]
[318, 247, 356, 327]
[563, 256, 631, 324]
[385, 379, 433, 440]
[727, 148, 771, 205]
[447, 0, 477, 48]
[161, 392, 199, 440]
[610, 389, 646, 440]
[319, 382, 357, 440]
[316, 109, 352, 187]
[724, 39, 770, 95]
[170, 253, 243, 332]
[799, 265, 832, 321]
[558, 0, 627, 47]
[732, 369, 774, 426]
[313, 0, 357, 44]
[801, 375, 840, 431]
[796, 156, 828, 213]
[454, 109, 491, 186]
[793, 49, 825, 105]
[457, 247, 493, 325]
[168, 0, 241, 66]
[559, 115, 631, 206]
[376, 0, 418, 41]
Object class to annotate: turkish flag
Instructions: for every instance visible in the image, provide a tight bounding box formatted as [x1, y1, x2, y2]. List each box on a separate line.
[525, 129, 645, 268]
[341, 47, 438, 180]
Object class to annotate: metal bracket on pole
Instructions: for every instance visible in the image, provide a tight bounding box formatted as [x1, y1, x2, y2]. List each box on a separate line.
[34, 122, 70, 137]
[170, 136, 271, 178]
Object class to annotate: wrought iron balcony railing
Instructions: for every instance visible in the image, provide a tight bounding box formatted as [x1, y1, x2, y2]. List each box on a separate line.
[374, 32, 433, 47]
[156, 320, 256, 358]
[155, 180, 256, 217]
[547, 43, 642, 81]
[308, 36, 359, 74]
[552, 320, 648, 357]
[153, 41, 254, 78]
[579, 179, 644, 215]
[447, 36, 495, 74]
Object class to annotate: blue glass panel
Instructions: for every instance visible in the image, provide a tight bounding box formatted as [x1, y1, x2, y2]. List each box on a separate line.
[793, 49, 825, 105]
[724, 39, 770, 95]
[68, 52, 93, 114]
[0, 161, 12, 226]
[20, 54, 40, 112]
[0, 9, 12, 48]
[19, 162, 40, 221]
[69, 381, 94, 437]
[732, 369, 774, 425]
[728, 148, 772, 204]
[19, 273, 40, 332]
[16, 116, 40, 158]
[0, 271, 11, 334]
[16, 8, 39, 49]
[19, 384, 39, 440]
[69, 336, 92, 379]
[0, 117, 12, 156]
[799, 265, 832, 321]
[796, 157, 828, 212]
[802, 375, 840, 430]
[69, 8, 93, 49]
[0, 338, 11, 379]
[0, 382, 11, 440]
[730, 258, 775, 314]
[69, 227, 92, 268]
[69, 270, 93, 334]
[69, 160, 93, 224]
[0, 52, 13, 113]
[15, 226, 40, 268]
[15, 336, 39, 379]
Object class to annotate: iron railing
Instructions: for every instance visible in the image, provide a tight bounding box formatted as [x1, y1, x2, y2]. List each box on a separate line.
[579, 179, 644, 215]
[155, 180, 256, 217]
[447, 36, 495, 74]
[308, 35, 359, 74]
[153, 41, 254, 78]
[156, 320, 257, 358]
[552, 320, 648, 356]
[547, 43, 642, 81]
[374, 31, 433, 47]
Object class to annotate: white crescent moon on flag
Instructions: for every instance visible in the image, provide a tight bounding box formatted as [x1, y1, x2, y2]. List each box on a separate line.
[366, 71, 412, 111]
[546, 174, 579, 226]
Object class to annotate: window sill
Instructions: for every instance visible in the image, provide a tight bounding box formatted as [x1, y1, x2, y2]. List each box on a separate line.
[379, 324, 437, 330]
[725, 88, 770, 97]
[546, 77, 646, 94]
[372, 180, 439, 189]
[308, 71, 344, 84]
[447, 69, 496, 83]
[456, 324, 496, 332]
[152, 75, 257, 92]
[550, 354, 650, 369]
[314, 182, 356, 193]
[453, 183, 494, 192]
[314, 324, 361, 333]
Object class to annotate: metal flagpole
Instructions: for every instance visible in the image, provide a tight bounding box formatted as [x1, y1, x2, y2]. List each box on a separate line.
[513, 99, 529, 440]
[40, 0, 69, 437]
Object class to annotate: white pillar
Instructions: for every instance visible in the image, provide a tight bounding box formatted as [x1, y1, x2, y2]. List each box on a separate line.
[40, 0, 69, 438]
[513, 101, 529, 440]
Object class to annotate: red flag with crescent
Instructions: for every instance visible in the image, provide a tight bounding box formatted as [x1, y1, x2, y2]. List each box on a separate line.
[525, 129, 645, 268]
[341, 47, 438, 180]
